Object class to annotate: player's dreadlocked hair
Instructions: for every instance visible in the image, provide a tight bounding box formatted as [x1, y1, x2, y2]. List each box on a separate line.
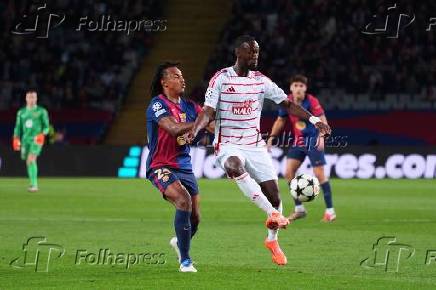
[234, 34, 256, 49]
[150, 61, 181, 97]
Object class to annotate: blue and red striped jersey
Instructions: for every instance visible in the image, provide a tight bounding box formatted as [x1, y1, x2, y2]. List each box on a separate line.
[278, 94, 325, 147]
[146, 94, 201, 176]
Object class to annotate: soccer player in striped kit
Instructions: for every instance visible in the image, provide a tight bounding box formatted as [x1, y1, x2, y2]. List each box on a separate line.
[188, 35, 331, 265]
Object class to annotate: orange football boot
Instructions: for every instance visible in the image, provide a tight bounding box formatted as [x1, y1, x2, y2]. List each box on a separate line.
[322, 211, 336, 222]
[264, 239, 287, 265]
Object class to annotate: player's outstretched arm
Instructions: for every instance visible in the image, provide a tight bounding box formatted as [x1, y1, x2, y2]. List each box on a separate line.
[280, 99, 311, 120]
[187, 106, 215, 142]
[320, 114, 328, 125]
[280, 100, 331, 136]
[158, 116, 194, 137]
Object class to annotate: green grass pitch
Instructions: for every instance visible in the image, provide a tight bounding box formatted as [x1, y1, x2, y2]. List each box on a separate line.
[0, 178, 435, 289]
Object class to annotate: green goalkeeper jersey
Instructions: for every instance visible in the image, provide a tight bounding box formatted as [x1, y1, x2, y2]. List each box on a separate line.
[13, 106, 50, 142]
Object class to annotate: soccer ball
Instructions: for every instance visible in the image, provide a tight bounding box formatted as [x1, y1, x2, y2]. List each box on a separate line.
[289, 174, 320, 202]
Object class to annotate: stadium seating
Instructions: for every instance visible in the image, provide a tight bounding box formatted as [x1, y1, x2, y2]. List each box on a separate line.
[201, 0, 436, 98]
[2, 0, 436, 146]
[105, 0, 232, 145]
[193, 0, 436, 145]
[0, 0, 162, 144]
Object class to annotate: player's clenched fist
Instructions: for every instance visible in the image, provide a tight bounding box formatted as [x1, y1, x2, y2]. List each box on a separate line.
[184, 130, 195, 144]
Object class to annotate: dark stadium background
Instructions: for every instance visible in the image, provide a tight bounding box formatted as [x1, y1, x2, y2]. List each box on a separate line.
[0, 0, 435, 179]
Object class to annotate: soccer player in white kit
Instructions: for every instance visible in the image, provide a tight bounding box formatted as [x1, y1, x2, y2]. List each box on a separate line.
[188, 35, 331, 265]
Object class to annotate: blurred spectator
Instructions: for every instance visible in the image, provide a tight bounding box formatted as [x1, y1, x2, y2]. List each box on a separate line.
[0, 0, 161, 111]
[196, 0, 436, 105]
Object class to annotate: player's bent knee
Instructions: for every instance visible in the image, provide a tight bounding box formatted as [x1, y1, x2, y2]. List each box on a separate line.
[27, 155, 36, 164]
[224, 156, 245, 178]
[174, 195, 192, 211]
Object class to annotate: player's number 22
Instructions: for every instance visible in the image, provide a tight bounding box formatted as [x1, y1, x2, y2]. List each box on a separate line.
[154, 168, 171, 181]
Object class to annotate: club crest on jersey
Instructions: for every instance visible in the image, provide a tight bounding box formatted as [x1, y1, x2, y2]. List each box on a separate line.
[25, 119, 33, 128]
[295, 121, 307, 130]
[232, 100, 255, 115]
[178, 113, 186, 123]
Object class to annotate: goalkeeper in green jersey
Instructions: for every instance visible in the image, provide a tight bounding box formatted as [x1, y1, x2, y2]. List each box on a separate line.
[12, 90, 50, 192]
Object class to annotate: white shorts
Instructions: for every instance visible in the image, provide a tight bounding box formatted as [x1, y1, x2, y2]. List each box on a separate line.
[215, 144, 278, 183]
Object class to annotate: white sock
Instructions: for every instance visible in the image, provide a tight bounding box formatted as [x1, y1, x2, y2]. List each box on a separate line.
[267, 201, 282, 241]
[295, 205, 306, 212]
[234, 173, 276, 216]
[326, 208, 335, 214]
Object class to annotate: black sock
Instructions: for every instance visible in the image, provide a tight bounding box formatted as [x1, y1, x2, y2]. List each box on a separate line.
[174, 209, 191, 262]
[321, 181, 333, 208]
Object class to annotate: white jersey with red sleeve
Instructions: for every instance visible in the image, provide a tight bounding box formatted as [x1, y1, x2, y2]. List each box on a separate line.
[204, 66, 287, 149]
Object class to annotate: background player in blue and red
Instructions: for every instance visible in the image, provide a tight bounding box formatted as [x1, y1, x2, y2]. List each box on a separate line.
[146, 62, 207, 272]
[268, 75, 336, 222]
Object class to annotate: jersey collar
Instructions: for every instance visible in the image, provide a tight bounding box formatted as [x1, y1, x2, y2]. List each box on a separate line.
[160, 94, 181, 105]
[229, 66, 254, 78]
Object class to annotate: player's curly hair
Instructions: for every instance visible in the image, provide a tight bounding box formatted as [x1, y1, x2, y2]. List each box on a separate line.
[234, 35, 256, 49]
[150, 61, 181, 97]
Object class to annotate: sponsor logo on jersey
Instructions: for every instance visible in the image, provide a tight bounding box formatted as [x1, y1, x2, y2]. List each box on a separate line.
[178, 113, 186, 123]
[232, 100, 255, 115]
[225, 86, 236, 93]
